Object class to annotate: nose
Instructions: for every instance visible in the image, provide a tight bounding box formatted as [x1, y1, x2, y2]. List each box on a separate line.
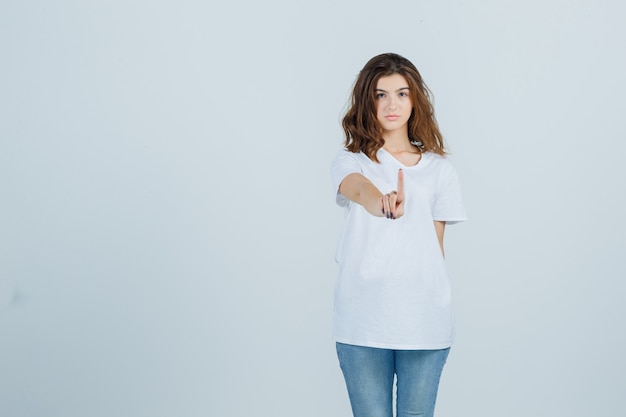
[387, 95, 398, 110]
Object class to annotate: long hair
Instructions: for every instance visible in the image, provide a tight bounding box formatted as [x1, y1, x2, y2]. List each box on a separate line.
[342, 53, 446, 162]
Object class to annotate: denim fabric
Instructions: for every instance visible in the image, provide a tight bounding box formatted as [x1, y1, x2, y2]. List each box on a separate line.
[336, 342, 450, 417]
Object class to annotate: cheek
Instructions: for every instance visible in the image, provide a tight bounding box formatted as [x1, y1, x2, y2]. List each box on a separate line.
[405, 102, 414, 117]
[376, 102, 385, 117]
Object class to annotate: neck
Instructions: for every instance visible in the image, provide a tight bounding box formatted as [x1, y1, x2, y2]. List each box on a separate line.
[383, 131, 412, 153]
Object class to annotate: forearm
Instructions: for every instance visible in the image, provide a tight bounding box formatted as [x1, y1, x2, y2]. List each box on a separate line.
[434, 221, 446, 257]
[339, 173, 384, 217]
[354, 181, 385, 217]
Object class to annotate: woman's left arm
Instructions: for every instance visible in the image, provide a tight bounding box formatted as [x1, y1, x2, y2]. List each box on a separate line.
[434, 221, 446, 257]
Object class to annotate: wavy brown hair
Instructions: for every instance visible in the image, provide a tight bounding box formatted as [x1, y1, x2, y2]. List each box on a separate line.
[342, 53, 446, 162]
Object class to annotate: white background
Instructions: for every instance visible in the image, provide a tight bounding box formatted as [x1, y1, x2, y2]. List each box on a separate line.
[1, 1, 625, 416]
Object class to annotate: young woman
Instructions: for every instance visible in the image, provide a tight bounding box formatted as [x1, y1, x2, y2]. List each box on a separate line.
[331, 53, 467, 417]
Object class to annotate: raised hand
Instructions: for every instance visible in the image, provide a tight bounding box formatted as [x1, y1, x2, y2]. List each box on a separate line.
[381, 169, 405, 219]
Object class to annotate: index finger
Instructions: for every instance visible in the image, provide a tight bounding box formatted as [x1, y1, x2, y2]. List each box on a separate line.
[397, 169, 405, 198]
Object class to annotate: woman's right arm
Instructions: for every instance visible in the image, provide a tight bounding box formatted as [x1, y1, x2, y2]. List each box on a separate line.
[339, 171, 405, 219]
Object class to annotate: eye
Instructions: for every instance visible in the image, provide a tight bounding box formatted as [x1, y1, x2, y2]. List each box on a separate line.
[399, 91, 409, 97]
[375, 93, 386, 99]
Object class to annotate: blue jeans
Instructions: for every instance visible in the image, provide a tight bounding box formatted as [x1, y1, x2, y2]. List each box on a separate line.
[336, 342, 450, 417]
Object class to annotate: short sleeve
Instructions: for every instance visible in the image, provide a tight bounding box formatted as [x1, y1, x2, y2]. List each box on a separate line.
[432, 163, 467, 224]
[330, 149, 362, 207]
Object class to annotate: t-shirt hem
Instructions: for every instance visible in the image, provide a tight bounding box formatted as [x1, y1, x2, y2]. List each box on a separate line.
[334, 336, 452, 351]
[432, 216, 468, 225]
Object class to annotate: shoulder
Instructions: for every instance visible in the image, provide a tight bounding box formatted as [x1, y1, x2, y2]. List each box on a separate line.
[332, 148, 372, 167]
[334, 148, 365, 160]
[423, 152, 455, 171]
[421, 153, 462, 186]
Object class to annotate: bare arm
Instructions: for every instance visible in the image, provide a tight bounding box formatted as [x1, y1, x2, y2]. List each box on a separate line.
[434, 220, 446, 257]
[338, 170, 405, 219]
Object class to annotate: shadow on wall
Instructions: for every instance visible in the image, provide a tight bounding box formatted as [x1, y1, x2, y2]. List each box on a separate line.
[0, 281, 20, 311]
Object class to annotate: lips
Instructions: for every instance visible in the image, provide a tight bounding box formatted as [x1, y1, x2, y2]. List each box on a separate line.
[385, 115, 400, 121]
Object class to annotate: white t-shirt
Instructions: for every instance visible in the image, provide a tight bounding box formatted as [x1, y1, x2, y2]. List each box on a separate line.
[331, 148, 467, 350]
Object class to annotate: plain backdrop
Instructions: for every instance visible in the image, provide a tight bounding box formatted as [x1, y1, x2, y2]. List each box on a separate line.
[1, 1, 625, 416]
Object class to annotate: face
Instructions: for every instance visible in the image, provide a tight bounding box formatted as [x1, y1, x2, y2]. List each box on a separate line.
[374, 73, 412, 134]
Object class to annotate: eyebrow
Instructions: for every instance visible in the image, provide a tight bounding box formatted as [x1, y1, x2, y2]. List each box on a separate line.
[375, 87, 410, 93]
